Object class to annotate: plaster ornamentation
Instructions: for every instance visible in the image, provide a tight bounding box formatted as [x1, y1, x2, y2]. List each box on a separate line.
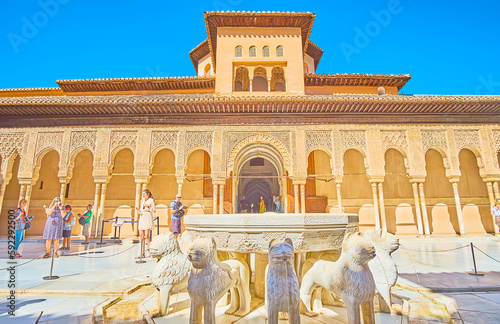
[0, 133, 24, 160]
[318, 231, 332, 241]
[492, 130, 500, 153]
[149, 232, 191, 317]
[234, 233, 263, 252]
[340, 130, 367, 154]
[331, 231, 346, 249]
[363, 229, 400, 314]
[70, 131, 97, 155]
[214, 231, 231, 248]
[186, 131, 213, 155]
[306, 131, 332, 155]
[36, 132, 63, 155]
[110, 131, 137, 153]
[262, 232, 286, 242]
[300, 232, 376, 324]
[293, 233, 308, 251]
[453, 129, 481, 152]
[187, 236, 251, 323]
[266, 238, 300, 324]
[227, 133, 292, 173]
[381, 130, 408, 153]
[151, 131, 178, 152]
[421, 130, 448, 152]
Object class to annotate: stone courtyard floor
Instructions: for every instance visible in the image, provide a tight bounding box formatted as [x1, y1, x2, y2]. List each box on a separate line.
[0, 234, 499, 323]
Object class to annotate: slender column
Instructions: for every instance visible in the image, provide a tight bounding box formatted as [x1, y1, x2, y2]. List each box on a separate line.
[371, 183, 381, 230]
[97, 182, 107, 237]
[411, 183, 424, 235]
[378, 183, 387, 232]
[336, 183, 343, 212]
[134, 182, 142, 236]
[91, 183, 101, 238]
[219, 184, 225, 214]
[486, 182, 500, 236]
[213, 184, 218, 215]
[300, 184, 306, 214]
[176, 177, 184, 197]
[0, 181, 7, 213]
[418, 183, 430, 235]
[294, 184, 299, 213]
[24, 184, 32, 215]
[18, 184, 26, 202]
[494, 181, 500, 200]
[59, 180, 66, 204]
[451, 182, 466, 236]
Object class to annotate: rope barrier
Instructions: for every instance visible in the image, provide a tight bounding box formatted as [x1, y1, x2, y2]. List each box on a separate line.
[472, 244, 500, 265]
[71, 242, 140, 259]
[400, 244, 470, 253]
[0, 251, 48, 270]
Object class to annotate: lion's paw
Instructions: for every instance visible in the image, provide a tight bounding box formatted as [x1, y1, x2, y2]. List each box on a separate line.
[225, 306, 237, 315]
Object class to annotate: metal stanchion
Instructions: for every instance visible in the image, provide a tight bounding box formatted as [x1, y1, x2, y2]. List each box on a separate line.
[43, 247, 60, 280]
[135, 238, 146, 264]
[97, 218, 106, 245]
[468, 242, 484, 276]
[156, 217, 160, 236]
[110, 216, 119, 239]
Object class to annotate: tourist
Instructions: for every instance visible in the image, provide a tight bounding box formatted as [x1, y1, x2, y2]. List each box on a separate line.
[136, 189, 156, 258]
[78, 204, 93, 244]
[275, 196, 281, 213]
[12, 199, 31, 258]
[61, 205, 75, 251]
[170, 193, 187, 238]
[239, 196, 249, 213]
[43, 197, 67, 258]
[491, 198, 500, 232]
[259, 196, 266, 213]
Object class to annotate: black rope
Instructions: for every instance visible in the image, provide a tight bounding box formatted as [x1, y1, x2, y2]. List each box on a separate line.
[71, 243, 139, 259]
[472, 245, 500, 264]
[400, 244, 470, 253]
[0, 251, 48, 270]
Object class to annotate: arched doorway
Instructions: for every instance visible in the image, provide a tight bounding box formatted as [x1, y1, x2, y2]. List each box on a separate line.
[238, 158, 278, 212]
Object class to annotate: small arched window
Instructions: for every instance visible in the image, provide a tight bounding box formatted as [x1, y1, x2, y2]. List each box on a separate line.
[204, 64, 211, 76]
[252, 67, 268, 92]
[235, 46, 243, 57]
[249, 46, 257, 57]
[234, 67, 250, 92]
[271, 67, 286, 92]
[262, 46, 270, 57]
[276, 45, 284, 57]
[303, 62, 309, 74]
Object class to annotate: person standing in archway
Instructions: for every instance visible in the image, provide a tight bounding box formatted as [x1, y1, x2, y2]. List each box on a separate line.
[259, 195, 266, 213]
[170, 194, 187, 238]
[136, 189, 155, 258]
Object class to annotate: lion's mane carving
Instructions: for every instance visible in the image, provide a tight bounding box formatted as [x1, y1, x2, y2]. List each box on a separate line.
[300, 232, 376, 324]
[363, 229, 399, 313]
[187, 236, 250, 324]
[266, 238, 300, 324]
[149, 231, 191, 317]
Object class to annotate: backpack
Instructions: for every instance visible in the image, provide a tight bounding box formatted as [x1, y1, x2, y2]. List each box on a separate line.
[79, 216, 86, 225]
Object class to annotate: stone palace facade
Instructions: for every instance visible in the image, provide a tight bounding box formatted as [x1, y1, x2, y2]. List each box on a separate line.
[1, 11, 499, 238]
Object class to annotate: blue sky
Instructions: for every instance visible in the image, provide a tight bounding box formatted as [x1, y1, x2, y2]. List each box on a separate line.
[0, 0, 499, 95]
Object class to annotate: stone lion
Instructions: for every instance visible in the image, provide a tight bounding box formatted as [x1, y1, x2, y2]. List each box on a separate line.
[300, 232, 376, 324]
[266, 238, 300, 324]
[186, 236, 251, 324]
[363, 229, 400, 313]
[149, 231, 191, 317]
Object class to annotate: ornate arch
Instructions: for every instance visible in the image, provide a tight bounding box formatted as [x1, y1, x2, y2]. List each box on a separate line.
[67, 148, 94, 180]
[227, 133, 292, 175]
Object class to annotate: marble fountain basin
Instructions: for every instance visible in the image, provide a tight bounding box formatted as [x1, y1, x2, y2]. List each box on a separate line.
[183, 212, 359, 253]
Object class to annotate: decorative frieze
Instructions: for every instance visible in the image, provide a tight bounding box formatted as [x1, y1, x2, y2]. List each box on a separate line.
[186, 131, 213, 155]
[453, 129, 481, 152]
[110, 131, 137, 154]
[234, 233, 262, 252]
[381, 130, 408, 154]
[151, 131, 178, 152]
[0, 133, 25, 160]
[36, 132, 63, 155]
[492, 130, 500, 153]
[306, 131, 332, 155]
[70, 131, 97, 155]
[421, 130, 448, 153]
[340, 130, 367, 153]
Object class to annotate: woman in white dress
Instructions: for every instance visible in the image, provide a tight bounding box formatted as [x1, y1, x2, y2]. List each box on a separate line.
[136, 189, 155, 258]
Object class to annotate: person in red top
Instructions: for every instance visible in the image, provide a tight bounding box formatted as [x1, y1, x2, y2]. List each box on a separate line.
[12, 199, 31, 258]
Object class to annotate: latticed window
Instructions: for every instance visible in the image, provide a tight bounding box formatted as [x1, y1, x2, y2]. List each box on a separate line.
[234, 66, 249, 91]
[249, 46, 257, 57]
[262, 46, 270, 57]
[235, 46, 243, 57]
[253, 66, 268, 91]
[271, 67, 286, 92]
[276, 45, 284, 57]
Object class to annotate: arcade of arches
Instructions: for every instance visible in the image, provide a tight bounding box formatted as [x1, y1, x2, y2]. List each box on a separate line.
[1, 125, 500, 238]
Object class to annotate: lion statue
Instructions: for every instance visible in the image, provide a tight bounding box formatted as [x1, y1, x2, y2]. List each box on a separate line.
[186, 236, 251, 324]
[300, 232, 376, 324]
[149, 231, 191, 317]
[266, 238, 300, 324]
[363, 229, 400, 313]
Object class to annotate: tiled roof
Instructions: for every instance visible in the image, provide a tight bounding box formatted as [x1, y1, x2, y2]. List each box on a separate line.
[305, 41, 323, 70]
[204, 11, 316, 71]
[189, 40, 211, 74]
[305, 73, 411, 90]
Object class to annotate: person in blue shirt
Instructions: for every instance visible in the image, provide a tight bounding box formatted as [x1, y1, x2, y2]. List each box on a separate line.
[61, 205, 75, 251]
[170, 194, 187, 238]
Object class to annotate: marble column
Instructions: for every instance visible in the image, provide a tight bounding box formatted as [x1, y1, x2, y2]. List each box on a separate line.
[177, 177, 184, 196]
[300, 184, 306, 214]
[411, 183, 424, 236]
[336, 182, 343, 212]
[451, 182, 466, 236]
[378, 183, 387, 232]
[59, 179, 66, 204]
[18, 184, 26, 202]
[24, 184, 32, 215]
[493, 181, 500, 200]
[371, 183, 381, 230]
[418, 183, 430, 235]
[486, 181, 500, 236]
[294, 184, 299, 213]
[213, 184, 218, 215]
[97, 182, 107, 237]
[91, 183, 101, 238]
[219, 184, 225, 214]
[134, 182, 142, 236]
